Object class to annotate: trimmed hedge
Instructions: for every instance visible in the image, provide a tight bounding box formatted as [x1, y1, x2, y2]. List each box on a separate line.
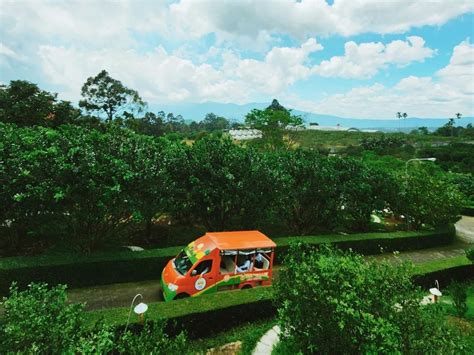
[462, 205, 474, 217]
[0, 227, 455, 295]
[413, 255, 474, 288]
[85, 287, 275, 339]
[82, 258, 474, 339]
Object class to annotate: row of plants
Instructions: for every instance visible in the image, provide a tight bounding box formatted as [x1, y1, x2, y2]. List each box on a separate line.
[1, 123, 465, 254]
[0, 227, 455, 295]
[2, 247, 473, 353]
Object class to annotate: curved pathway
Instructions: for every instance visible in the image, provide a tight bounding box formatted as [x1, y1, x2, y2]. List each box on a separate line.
[252, 325, 281, 355]
[68, 217, 472, 311]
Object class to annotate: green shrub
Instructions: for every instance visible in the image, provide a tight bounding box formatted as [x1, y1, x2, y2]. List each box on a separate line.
[118, 321, 187, 354]
[0, 283, 188, 354]
[448, 281, 468, 317]
[0, 283, 85, 353]
[466, 248, 474, 263]
[275, 244, 462, 353]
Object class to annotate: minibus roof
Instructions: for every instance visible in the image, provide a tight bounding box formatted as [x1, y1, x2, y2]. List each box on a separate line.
[204, 230, 276, 250]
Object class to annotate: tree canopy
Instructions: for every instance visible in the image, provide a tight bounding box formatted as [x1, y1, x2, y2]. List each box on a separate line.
[79, 70, 146, 122]
[0, 80, 79, 127]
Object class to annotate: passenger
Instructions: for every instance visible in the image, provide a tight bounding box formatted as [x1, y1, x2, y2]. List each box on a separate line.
[254, 253, 265, 269]
[236, 255, 252, 273]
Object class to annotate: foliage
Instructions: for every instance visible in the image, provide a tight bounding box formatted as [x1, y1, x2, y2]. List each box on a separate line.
[0, 283, 188, 354]
[394, 166, 464, 229]
[0, 123, 170, 251]
[448, 281, 468, 317]
[201, 112, 230, 131]
[446, 172, 474, 203]
[360, 134, 406, 153]
[118, 321, 187, 354]
[418, 143, 474, 174]
[0, 228, 454, 295]
[275, 245, 463, 354]
[79, 70, 146, 122]
[168, 135, 274, 230]
[0, 283, 85, 353]
[0, 80, 79, 127]
[467, 248, 474, 263]
[333, 157, 398, 231]
[266, 150, 341, 234]
[245, 99, 303, 150]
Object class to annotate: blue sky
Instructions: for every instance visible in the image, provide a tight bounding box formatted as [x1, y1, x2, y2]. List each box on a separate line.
[0, 0, 473, 119]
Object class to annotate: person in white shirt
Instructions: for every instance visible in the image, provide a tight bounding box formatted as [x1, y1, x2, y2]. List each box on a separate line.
[236, 256, 252, 272]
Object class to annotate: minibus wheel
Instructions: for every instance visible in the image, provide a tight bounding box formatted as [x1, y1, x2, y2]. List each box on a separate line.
[175, 293, 190, 300]
[242, 284, 252, 290]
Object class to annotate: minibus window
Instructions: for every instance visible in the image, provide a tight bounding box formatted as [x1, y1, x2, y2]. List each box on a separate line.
[174, 250, 193, 275]
[192, 260, 213, 276]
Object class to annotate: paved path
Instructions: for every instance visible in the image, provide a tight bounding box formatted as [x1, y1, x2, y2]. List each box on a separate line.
[67, 279, 162, 311]
[455, 215, 474, 243]
[68, 216, 473, 311]
[369, 241, 468, 264]
[252, 325, 281, 355]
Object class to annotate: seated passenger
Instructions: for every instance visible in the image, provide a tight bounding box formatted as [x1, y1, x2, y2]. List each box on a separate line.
[235, 256, 252, 273]
[254, 253, 265, 269]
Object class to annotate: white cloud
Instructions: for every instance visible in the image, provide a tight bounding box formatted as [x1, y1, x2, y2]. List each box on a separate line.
[169, 0, 474, 43]
[313, 36, 435, 79]
[0, 43, 22, 60]
[436, 39, 474, 95]
[38, 39, 323, 103]
[286, 40, 474, 118]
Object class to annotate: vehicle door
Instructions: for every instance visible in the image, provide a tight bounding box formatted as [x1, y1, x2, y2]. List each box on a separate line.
[189, 258, 216, 294]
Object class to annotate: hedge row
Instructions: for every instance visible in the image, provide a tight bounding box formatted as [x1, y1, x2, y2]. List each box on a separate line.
[462, 205, 474, 217]
[84, 258, 473, 339]
[0, 227, 455, 295]
[85, 287, 274, 339]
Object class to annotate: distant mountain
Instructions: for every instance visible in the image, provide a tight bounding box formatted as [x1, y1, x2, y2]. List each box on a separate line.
[149, 102, 473, 130]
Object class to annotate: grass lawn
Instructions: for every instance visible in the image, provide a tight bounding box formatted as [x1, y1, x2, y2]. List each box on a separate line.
[412, 255, 471, 275]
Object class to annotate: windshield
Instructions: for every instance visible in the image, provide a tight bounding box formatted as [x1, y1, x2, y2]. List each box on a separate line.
[174, 250, 193, 275]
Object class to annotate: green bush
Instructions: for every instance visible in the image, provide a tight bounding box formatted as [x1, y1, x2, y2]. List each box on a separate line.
[0, 283, 187, 354]
[117, 321, 187, 354]
[0, 283, 85, 353]
[467, 248, 474, 263]
[448, 281, 468, 317]
[274, 245, 463, 353]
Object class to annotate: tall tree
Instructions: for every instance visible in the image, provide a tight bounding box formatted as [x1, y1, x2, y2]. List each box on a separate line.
[201, 113, 230, 131]
[79, 70, 145, 122]
[245, 99, 303, 150]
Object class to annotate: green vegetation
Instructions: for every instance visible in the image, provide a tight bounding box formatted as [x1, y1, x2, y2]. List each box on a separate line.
[79, 70, 146, 122]
[0, 228, 454, 294]
[449, 281, 468, 317]
[0, 283, 187, 354]
[245, 99, 303, 150]
[413, 255, 471, 275]
[274, 245, 466, 353]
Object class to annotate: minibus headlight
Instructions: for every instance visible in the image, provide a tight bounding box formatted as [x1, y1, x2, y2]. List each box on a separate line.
[168, 283, 178, 292]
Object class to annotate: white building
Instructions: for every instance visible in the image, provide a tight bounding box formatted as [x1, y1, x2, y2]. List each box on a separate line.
[228, 129, 263, 140]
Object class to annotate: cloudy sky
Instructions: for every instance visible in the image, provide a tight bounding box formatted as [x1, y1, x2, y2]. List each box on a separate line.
[1, 0, 473, 118]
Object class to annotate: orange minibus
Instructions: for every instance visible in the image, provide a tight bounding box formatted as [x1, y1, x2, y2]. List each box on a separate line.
[161, 230, 276, 301]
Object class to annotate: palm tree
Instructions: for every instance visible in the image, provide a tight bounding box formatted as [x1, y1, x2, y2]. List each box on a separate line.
[451, 113, 462, 137]
[402, 113, 407, 132]
[397, 112, 402, 131]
